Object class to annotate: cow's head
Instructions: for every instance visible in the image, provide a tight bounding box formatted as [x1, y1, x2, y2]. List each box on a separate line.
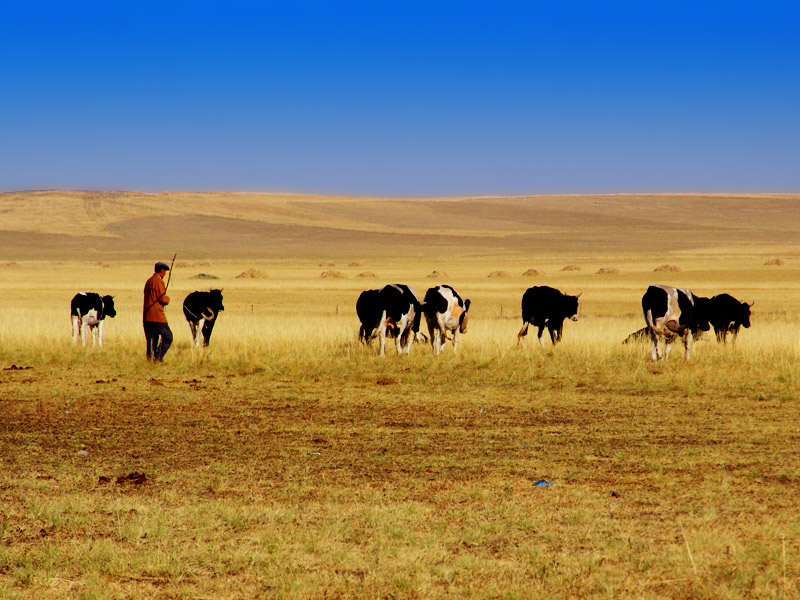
[567, 293, 581, 322]
[459, 299, 471, 333]
[209, 289, 225, 312]
[101, 295, 117, 318]
[739, 300, 753, 328]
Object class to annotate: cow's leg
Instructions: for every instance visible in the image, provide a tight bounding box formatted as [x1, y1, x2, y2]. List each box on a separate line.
[426, 316, 437, 354]
[731, 325, 740, 344]
[715, 326, 724, 343]
[98, 321, 105, 347]
[202, 319, 215, 347]
[195, 319, 205, 347]
[537, 325, 546, 347]
[71, 315, 81, 345]
[378, 311, 388, 356]
[81, 319, 88, 347]
[549, 325, 561, 345]
[683, 330, 693, 361]
[452, 328, 461, 353]
[649, 329, 661, 361]
[188, 321, 198, 347]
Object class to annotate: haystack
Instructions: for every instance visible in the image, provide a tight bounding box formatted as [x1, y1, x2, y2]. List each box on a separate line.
[236, 269, 269, 279]
[764, 258, 785, 266]
[191, 273, 220, 280]
[348, 262, 362, 267]
[596, 267, 620, 275]
[320, 271, 346, 278]
[488, 270, 510, 278]
[561, 264, 581, 271]
[356, 272, 377, 278]
[426, 270, 448, 279]
[654, 264, 681, 272]
[522, 269, 544, 277]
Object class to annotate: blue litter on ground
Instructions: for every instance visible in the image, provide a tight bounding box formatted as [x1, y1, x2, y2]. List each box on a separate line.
[533, 480, 554, 487]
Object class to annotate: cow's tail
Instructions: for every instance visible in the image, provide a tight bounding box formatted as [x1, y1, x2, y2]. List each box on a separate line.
[517, 322, 530, 342]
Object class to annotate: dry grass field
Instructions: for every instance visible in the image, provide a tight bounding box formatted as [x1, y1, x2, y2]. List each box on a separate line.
[1, 191, 799, 599]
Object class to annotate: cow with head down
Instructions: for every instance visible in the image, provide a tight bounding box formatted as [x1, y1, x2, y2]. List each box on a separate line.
[642, 284, 710, 361]
[707, 293, 752, 343]
[183, 289, 225, 347]
[423, 284, 471, 355]
[359, 284, 422, 355]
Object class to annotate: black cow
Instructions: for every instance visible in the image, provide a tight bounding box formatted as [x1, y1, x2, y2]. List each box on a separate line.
[70, 292, 117, 346]
[365, 284, 423, 355]
[423, 285, 471, 354]
[356, 289, 381, 342]
[517, 286, 580, 346]
[642, 284, 711, 361]
[708, 293, 752, 343]
[183, 289, 225, 347]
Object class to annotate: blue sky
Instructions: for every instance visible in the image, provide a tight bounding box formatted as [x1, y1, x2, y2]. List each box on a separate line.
[2, 1, 799, 196]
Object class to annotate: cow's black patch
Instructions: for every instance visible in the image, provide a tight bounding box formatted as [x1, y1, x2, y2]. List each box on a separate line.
[183, 290, 225, 346]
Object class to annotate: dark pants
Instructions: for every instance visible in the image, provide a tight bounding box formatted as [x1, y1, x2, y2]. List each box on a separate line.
[144, 322, 173, 361]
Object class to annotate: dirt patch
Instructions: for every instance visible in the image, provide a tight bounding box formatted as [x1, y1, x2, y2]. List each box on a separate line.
[764, 258, 785, 266]
[522, 269, 544, 277]
[320, 271, 346, 279]
[191, 273, 220, 280]
[654, 264, 681, 272]
[115, 472, 148, 485]
[487, 271, 510, 278]
[596, 267, 620, 275]
[236, 269, 269, 279]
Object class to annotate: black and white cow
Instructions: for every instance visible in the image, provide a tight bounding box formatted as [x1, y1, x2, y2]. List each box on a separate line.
[642, 284, 711, 361]
[707, 293, 752, 343]
[366, 284, 423, 355]
[423, 285, 471, 355]
[182, 289, 225, 347]
[70, 292, 117, 347]
[517, 286, 580, 346]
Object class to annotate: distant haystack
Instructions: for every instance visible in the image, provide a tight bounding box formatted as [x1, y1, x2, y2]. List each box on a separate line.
[319, 262, 336, 267]
[765, 258, 785, 266]
[561, 264, 581, 271]
[596, 267, 620, 275]
[95, 261, 114, 268]
[320, 271, 346, 279]
[0, 262, 18, 268]
[236, 269, 269, 279]
[426, 270, 448, 279]
[348, 262, 362, 267]
[191, 273, 220, 280]
[488, 270, 510, 278]
[654, 264, 682, 272]
[522, 269, 544, 277]
[177, 261, 211, 268]
[357, 272, 377, 278]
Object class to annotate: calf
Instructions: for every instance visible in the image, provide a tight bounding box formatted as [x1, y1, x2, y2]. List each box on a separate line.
[423, 285, 471, 355]
[182, 289, 225, 347]
[642, 284, 710, 361]
[518, 286, 580, 346]
[708, 293, 752, 343]
[70, 292, 117, 346]
[367, 284, 423, 355]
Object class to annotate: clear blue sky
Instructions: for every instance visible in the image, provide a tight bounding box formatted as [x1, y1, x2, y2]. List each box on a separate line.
[2, 1, 799, 196]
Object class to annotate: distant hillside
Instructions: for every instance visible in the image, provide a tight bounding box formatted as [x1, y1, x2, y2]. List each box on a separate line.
[1, 190, 799, 260]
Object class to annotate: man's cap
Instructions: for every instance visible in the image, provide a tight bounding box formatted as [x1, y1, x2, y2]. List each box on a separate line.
[154, 261, 170, 272]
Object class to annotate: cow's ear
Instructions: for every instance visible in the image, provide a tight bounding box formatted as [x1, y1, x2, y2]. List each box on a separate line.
[464, 299, 471, 312]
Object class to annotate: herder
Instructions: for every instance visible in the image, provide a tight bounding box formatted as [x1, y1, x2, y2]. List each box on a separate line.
[143, 261, 173, 361]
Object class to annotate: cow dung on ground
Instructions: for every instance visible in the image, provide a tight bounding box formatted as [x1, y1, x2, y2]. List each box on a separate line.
[596, 267, 620, 275]
[522, 269, 544, 277]
[488, 270, 510, 278]
[191, 273, 220, 280]
[357, 272, 377, 278]
[764, 258, 785, 266]
[561, 264, 581, 271]
[320, 271, 346, 278]
[426, 270, 448, 278]
[654, 264, 682, 272]
[236, 269, 269, 279]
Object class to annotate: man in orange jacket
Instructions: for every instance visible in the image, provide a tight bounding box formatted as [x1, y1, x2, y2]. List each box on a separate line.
[143, 261, 173, 361]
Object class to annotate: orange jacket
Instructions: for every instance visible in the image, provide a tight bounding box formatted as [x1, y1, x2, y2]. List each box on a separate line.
[143, 273, 170, 323]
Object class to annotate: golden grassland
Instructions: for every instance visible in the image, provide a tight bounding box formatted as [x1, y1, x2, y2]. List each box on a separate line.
[1, 192, 800, 598]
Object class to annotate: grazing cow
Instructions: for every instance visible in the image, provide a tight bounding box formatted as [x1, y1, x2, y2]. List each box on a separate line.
[182, 289, 225, 347]
[642, 284, 711, 361]
[624, 326, 705, 345]
[356, 289, 381, 342]
[517, 286, 580, 346]
[366, 284, 423, 355]
[423, 285, 471, 355]
[708, 293, 752, 343]
[70, 292, 117, 347]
